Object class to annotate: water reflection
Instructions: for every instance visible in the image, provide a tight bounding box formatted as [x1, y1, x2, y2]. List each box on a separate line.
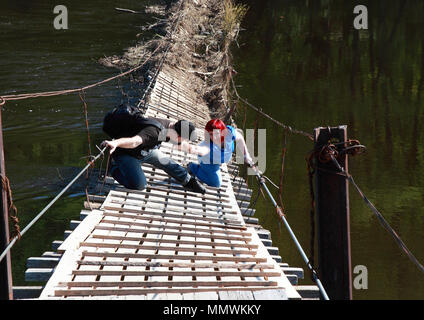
[0, 0, 156, 285]
[234, 0, 424, 299]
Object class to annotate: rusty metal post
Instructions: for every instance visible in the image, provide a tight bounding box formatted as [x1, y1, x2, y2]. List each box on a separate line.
[314, 125, 352, 300]
[0, 103, 13, 300]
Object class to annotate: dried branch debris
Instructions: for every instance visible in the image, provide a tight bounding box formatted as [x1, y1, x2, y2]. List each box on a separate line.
[100, 0, 247, 120]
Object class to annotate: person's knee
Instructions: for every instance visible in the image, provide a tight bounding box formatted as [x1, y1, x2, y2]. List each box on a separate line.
[111, 166, 146, 190]
[125, 179, 146, 190]
[209, 179, 221, 188]
[125, 173, 146, 190]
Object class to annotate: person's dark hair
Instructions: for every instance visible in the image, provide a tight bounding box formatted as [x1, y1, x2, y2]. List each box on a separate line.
[174, 120, 197, 141]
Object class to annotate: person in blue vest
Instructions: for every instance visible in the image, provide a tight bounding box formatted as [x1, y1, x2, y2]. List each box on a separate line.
[183, 119, 255, 188]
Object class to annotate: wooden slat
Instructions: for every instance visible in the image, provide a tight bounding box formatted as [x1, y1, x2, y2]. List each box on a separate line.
[57, 210, 103, 253]
[253, 289, 288, 300]
[89, 235, 257, 249]
[97, 220, 251, 238]
[58, 280, 278, 288]
[219, 290, 255, 300]
[102, 211, 246, 231]
[71, 270, 280, 277]
[147, 180, 229, 197]
[76, 260, 274, 270]
[80, 242, 257, 256]
[94, 225, 251, 241]
[134, 185, 230, 203]
[106, 176, 230, 198]
[54, 286, 285, 297]
[108, 195, 238, 217]
[81, 251, 267, 263]
[111, 189, 234, 209]
[103, 206, 243, 226]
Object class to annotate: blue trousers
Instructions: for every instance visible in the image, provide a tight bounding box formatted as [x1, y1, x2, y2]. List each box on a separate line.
[188, 162, 222, 188]
[110, 149, 191, 190]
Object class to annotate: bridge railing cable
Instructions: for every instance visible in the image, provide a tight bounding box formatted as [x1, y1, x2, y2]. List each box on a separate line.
[0, 147, 107, 264]
[319, 144, 424, 274]
[230, 77, 314, 140]
[249, 165, 330, 300]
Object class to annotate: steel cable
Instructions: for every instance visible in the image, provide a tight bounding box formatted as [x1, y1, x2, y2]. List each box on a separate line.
[0, 147, 107, 264]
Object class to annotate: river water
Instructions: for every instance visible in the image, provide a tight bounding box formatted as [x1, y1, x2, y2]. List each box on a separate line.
[0, 0, 156, 288]
[233, 0, 424, 299]
[1, 0, 423, 299]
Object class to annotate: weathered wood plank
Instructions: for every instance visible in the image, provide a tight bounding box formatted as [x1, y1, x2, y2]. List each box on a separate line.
[55, 286, 285, 297]
[57, 209, 103, 254]
[13, 286, 43, 300]
[26, 257, 60, 268]
[80, 242, 257, 256]
[98, 220, 252, 241]
[81, 251, 267, 263]
[218, 290, 255, 300]
[108, 195, 239, 218]
[76, 260, 274, 270]
[253, 289, 288, 300]
[71, 270, 280, 278]
[103, 206, 243, 227]
[25, 268, 54, 282]
[94, 225, 251, 241]
[90, 234, 256, 249]
[113, 188, 233, 208]
[102, 211, 246, 231]
[58, 280, 278, 288]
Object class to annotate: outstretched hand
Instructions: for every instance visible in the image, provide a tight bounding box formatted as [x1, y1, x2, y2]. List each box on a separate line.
[247, 161, 262, 176]
[179, 140, 192, 153]
[101, 140, 119, 154]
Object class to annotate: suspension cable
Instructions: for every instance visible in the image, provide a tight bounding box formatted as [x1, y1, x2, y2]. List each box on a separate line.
[0, 147, 107, 264]
[325, 149, 424, 274]
[230, 77, 314, 140]
[249, 165, 330, 300]
[0, 44, 162, 102]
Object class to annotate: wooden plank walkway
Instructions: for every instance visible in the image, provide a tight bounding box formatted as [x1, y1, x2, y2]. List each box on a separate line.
[36, 66, 301, 300]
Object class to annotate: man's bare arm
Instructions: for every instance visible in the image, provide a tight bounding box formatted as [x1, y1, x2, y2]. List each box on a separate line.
[102, 136, 143, 154]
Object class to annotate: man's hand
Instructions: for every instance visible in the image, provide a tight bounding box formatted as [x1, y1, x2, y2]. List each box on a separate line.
[101, 140, 119, 154]
[101, 136, 143, 154]
[179, 140, 191, 153]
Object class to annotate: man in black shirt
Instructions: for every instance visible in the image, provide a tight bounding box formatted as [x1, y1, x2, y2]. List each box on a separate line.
[102, 118, 206, 194]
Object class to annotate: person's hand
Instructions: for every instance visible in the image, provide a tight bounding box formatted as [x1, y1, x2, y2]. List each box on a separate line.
[247, 160, 262, 175]
[101, 140, 119, 154]
[180, 140, 191, 153]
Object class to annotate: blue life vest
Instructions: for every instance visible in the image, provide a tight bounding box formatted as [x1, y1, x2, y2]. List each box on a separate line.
[198, 125, 236, 168]
[188, 126, 236, 188]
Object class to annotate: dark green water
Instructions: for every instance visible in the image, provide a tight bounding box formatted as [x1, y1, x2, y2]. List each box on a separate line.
[0, 0, 158, 288]
[233, 0, 424, 299]
[0, 0, 423, 300]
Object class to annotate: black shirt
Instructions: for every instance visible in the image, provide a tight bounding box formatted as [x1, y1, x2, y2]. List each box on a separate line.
[115, 117, 172, 159]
